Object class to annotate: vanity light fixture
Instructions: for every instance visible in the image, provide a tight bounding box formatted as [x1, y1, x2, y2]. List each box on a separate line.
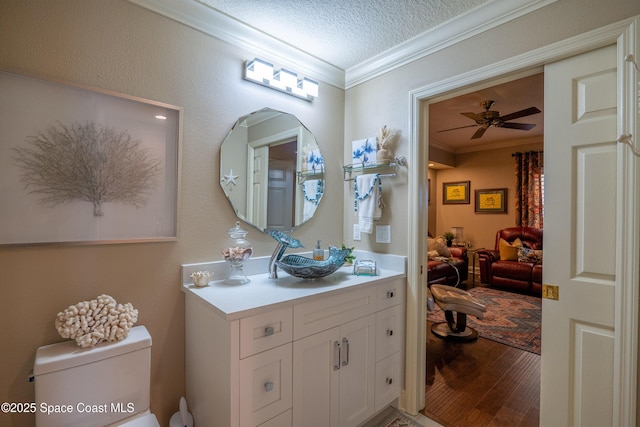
[244, 58, 319, 101]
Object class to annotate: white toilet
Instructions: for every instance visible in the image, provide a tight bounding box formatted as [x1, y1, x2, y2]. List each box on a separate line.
[33, 325, 159, 427]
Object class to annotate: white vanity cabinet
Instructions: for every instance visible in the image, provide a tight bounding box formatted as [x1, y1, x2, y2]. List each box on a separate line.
[184, 268, 405, 427]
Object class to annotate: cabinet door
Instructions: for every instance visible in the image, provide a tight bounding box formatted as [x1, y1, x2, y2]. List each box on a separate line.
[339, 314, 376, 427]
[293, 327, 340, 427]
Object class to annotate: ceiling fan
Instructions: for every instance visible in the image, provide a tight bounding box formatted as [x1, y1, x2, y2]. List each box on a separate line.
[437, 100, 541, 139]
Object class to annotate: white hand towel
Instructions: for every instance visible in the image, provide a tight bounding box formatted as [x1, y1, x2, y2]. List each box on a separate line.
[303, 180, 321, 221]
[356, 174, 382, 234]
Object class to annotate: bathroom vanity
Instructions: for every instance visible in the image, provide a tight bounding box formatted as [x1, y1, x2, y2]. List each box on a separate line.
[182, 252, 406, 427]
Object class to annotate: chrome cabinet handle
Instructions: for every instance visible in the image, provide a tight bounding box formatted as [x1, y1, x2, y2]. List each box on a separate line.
[341, 337, 350, 366]
[264, 381, 274, 392]
[333, 341, 341, 370]
[264, 326, 274, 336]
[386, 290, 395, 298]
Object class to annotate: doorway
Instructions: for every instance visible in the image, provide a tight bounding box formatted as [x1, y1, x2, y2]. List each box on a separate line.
[423, 71, 544, 426]
[423, 72, 544, 426]
[403, 17, 638, 426]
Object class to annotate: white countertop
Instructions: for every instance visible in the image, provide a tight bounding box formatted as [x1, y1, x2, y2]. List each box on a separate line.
[181, 251, 406, 320]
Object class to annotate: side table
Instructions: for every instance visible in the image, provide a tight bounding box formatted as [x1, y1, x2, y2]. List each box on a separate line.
[467, 248, 484, 286]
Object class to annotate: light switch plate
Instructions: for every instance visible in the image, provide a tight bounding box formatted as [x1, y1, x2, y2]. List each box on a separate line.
[353, 224, 361, 241]
[376, 225, 391, 243]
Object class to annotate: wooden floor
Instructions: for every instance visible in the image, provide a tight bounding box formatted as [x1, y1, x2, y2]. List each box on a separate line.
[423, 320, 540, 427]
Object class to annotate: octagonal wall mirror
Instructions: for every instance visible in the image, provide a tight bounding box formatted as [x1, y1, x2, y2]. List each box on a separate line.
[220, 108, 325, 233]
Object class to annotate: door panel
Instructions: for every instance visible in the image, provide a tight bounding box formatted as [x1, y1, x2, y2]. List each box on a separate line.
[338, 314, 375, 427]
[541, 44, 617, 426]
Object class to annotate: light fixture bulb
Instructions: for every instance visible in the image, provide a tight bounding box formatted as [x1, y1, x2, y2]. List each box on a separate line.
[246, 58, 274, 83]
[303, 77, 319, 98]
[244, 58, 318, 101]
[276, 68, 297, 90]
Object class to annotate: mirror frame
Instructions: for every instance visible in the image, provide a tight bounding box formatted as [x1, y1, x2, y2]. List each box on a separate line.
[219, 107, 324, 233]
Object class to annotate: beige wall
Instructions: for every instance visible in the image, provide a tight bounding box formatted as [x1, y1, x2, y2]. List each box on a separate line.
[430, 141, 544, 250]
[343, 0, 640, 256]
[0, 1, 344, 425]
[2, 0, 640, 426]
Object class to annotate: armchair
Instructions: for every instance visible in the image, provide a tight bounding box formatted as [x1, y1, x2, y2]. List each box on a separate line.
[477, 227, 543, 296]
[427, 247, 468, 286]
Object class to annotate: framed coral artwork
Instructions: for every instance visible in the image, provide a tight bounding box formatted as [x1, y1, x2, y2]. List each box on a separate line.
[0, 70, 182, 245]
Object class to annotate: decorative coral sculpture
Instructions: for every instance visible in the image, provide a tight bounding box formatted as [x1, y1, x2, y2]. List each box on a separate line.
[55, 294, 139, 348]
[376, 125, 399, 165]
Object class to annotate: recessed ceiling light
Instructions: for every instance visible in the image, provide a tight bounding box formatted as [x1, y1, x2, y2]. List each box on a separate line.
[155, 115, 167, 120]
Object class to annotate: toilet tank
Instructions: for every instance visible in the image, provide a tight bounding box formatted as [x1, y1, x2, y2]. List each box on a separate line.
[33, 326, 152, 427]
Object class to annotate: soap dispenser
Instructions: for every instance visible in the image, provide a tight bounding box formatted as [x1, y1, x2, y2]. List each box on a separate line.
[313, 240, 324, 261]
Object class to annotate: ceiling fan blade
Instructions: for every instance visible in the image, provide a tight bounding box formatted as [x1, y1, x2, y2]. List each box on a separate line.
[461, 112, 483, 121]
[436, 124, 478, 133]
[501, 122, 536, 131]
[471, 127, 487, 139]
[498, 106, 541, 122]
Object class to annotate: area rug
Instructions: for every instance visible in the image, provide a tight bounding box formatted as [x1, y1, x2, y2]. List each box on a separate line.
[428, 286, 541, 354]
[375, 409, 425, 427]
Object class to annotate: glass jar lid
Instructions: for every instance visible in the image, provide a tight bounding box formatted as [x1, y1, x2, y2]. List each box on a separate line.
[228, 221, 248, 238]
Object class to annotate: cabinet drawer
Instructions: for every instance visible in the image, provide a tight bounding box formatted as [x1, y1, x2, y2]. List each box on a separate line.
[375, 305, 403, 362]
[374, 352, 402, 412]
[240, 306, 293, 358]
[258, 409, 291, 427]
[239, 343, 292, 427]
[293, 286, 376, 340]
[376, 278, 404, 310]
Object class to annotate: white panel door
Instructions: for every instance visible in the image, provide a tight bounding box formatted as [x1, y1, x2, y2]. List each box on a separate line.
[248, 145, 269, 230]
[267, 159, 295, 231]
[541, 44, 618, 427]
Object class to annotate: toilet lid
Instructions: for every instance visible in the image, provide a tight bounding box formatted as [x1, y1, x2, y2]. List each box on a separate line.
[116, 413, 160, 427]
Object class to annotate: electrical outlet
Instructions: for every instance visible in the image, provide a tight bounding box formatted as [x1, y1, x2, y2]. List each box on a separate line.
[353, 224, 361, 241]
[376, 225, 391, 243]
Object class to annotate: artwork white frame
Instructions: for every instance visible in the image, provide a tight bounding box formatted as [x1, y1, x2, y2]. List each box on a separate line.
[0, 71, 182, 245]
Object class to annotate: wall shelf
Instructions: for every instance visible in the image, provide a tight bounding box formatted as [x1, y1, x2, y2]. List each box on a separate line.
[343, 162, 398, 181]
[297, 170, 324, 183]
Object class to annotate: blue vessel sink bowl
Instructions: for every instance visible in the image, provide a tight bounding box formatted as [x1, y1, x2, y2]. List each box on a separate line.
[276, 246, 351, 280]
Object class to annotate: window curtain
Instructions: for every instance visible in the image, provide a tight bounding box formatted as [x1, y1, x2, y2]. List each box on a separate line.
[513, 150, 543, 228]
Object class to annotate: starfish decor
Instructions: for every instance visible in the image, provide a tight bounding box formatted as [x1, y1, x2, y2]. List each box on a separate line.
[222, 169, 239, 186]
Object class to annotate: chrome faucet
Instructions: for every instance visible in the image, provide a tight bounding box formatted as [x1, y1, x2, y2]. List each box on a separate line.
[268, 230, 303, 279]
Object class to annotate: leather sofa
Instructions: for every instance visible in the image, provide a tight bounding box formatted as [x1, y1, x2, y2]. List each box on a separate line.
[477, 227, 543, 296]
[427, 246, 468, 286]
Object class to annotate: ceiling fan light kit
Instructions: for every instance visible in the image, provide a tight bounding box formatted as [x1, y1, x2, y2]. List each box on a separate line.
[439, 100, 541, 139]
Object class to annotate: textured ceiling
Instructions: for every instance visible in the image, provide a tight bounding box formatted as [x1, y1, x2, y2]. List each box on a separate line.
[198, 0, 488, 70]
[192, 0, 543, 152]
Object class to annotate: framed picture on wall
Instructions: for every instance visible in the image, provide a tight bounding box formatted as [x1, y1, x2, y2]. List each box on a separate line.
[0, 70, 183, 245]
[475, 188, 508, 213]
[442, 181, 470, 204]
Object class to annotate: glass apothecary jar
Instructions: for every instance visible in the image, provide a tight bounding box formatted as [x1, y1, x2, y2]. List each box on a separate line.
[222, 221, 253, 284]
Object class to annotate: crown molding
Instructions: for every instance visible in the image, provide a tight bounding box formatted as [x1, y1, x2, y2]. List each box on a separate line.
[126, 0, 345, 88]
[128, 0, 557, 90]
[345, 0, 558, 89]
